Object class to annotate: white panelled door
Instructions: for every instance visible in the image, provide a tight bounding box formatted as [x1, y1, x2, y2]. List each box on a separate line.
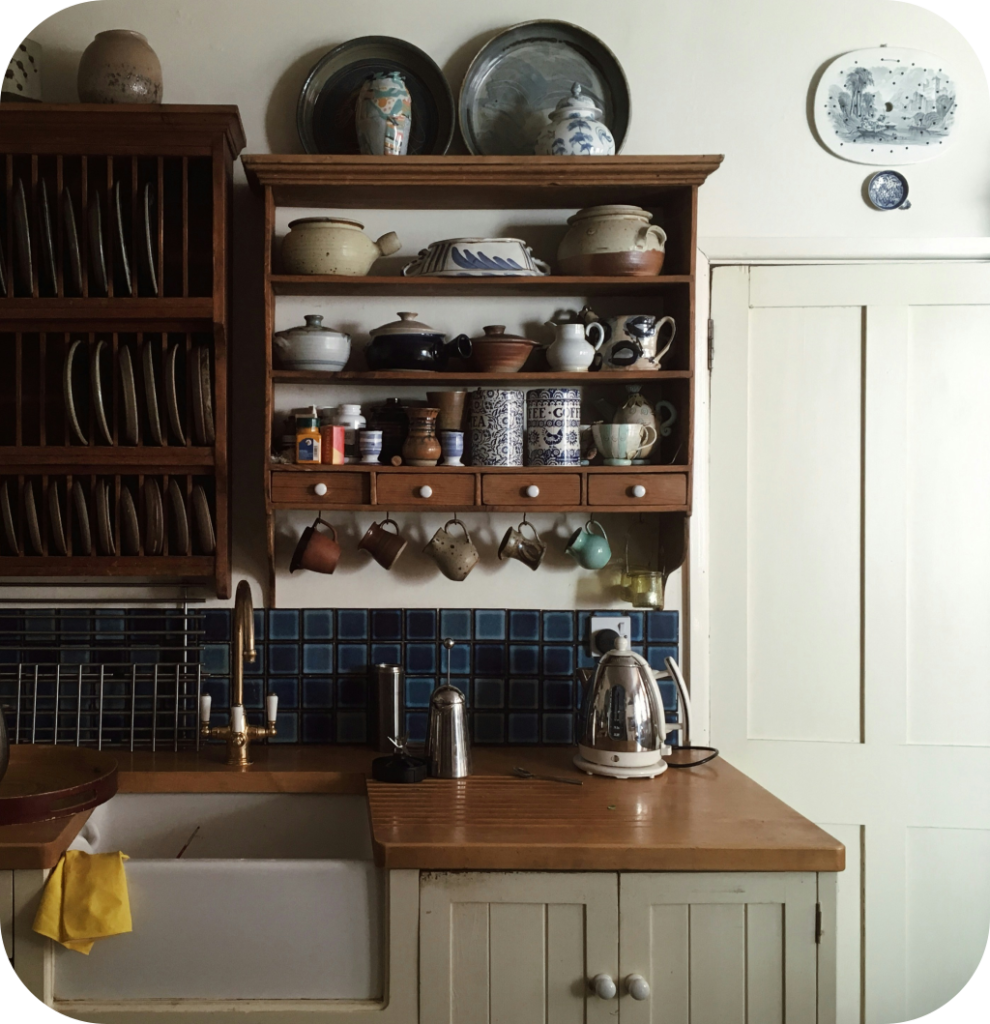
[709, 264, 990, 1024]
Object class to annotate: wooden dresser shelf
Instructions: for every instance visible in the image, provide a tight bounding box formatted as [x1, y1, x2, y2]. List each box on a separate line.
[272, 369, 692, 386]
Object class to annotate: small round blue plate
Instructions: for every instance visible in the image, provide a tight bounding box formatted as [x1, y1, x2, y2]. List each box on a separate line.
[866, 170, 911, 210]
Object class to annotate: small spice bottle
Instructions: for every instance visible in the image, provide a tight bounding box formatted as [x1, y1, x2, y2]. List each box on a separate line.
[318, 408, 346, 465]
[295, 407, 321, 463]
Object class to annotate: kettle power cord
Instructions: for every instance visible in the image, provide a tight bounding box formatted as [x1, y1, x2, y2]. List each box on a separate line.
[665, 745, 720, 768]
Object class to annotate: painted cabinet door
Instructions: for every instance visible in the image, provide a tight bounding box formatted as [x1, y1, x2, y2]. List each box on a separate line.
[419, 871, 618, 1024]
[619, 872, 820, 1024]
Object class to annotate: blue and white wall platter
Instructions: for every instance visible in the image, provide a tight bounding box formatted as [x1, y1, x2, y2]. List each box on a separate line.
[813, 47, 957, 164]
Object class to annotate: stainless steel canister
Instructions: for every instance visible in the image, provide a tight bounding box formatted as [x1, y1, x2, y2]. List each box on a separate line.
[425, 685, 471, 778]
[372, 664, 404, 752]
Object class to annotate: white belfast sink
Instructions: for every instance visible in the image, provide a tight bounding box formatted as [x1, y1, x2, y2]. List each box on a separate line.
[54, 793, 382, 1001]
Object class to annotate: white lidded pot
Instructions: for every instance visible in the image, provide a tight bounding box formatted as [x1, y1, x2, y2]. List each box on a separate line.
[273, 315, 351, 372]
[281, 217, 401, 276]
[545, 319, 606, 372]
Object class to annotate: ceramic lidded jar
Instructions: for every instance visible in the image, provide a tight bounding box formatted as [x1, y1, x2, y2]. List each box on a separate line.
[77, 30, 162, 104]
[272, 314, 351, 371]
[535, 83, 615, 156]
[356, 72, 412, 156]
[281, 217, 401, 276]
[557, 205, 667, 277]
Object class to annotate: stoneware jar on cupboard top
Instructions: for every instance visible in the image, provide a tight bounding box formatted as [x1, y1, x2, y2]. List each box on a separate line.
[281, 217, 401, 276]
[535, 83, 615, 156]
[77, 30, 163, 104]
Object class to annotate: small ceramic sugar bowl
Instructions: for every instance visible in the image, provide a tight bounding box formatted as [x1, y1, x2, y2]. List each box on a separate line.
[535, 83, 615, 157]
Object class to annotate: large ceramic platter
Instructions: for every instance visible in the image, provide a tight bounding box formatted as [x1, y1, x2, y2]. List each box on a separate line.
[459, 20, 629, 156]
[298, 36, 454, 155]
[813, 47, 958, 164]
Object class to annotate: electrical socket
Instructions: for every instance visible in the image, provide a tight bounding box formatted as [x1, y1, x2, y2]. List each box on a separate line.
[588, 615, 632, 657]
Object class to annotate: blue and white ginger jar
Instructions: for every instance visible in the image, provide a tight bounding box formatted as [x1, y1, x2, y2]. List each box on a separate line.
[535, 83, 615, 157]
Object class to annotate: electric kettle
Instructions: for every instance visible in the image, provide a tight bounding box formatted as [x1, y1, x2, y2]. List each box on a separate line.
[575, 636, 692, 779]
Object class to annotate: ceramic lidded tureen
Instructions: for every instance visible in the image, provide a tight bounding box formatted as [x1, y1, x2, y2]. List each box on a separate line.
[535, 83, 615, 156]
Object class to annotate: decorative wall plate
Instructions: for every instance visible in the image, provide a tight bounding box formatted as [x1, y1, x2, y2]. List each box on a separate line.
[814, 47, 957, 164]
[866, 170, 911, 210]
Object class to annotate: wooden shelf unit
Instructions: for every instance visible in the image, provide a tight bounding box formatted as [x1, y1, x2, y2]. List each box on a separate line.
[242, 154, 722, 598]
[0, 106, 245, 598]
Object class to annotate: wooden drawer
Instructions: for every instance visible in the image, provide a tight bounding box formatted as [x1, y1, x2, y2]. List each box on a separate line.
[271, 472, 369, 506]
[376, 472, 476, 507]
[588, 472, 688, 507]
[482, 473, 581, 505]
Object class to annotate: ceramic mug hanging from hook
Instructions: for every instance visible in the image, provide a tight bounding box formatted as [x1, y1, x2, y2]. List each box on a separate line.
[289, 515, 341, 574]
[498, 518, 547, 571]
[424, 518, 480, 581]
[565, 518, 611, 570]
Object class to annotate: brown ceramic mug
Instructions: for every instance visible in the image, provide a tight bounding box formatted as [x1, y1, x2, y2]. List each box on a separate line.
[289, 515, 341, 574]
[358, 517, 408, 570]
[498, 520, 546, 571]
[426, 390, 467, 432]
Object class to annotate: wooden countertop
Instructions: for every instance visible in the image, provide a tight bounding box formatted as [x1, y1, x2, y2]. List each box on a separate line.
[0, 746, 844, 873]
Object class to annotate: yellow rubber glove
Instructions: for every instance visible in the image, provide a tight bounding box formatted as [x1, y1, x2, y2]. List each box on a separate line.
[33, 851, 132, 955]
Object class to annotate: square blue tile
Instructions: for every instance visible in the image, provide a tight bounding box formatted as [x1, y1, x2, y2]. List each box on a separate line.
[268, 609, 300, 640]
[508, 713, 539, 744]
[658, 679, 678, 711]
[371, 609, 402, 640]
[245, 645, 264, 675]
[337, 677, 367, 708]
[474, 610, 506, 641]
[203, 609, 230, 642]
[337, 712, 367, 743]
[302, 677, 334, 708]
[444, 642, 471, 675]
[577, 643, 597, 670]
[303, 643, 334, 674]
[202, 644, 229, 674]
[508, 610, 540, 641]
[509, 644, 539, 676]
[267, 677, 299, 710]
[647, 646, 678, 672]
[242, 679, 264, 708]
[474, 678, 504, 709]
[406, 609, 437, 640]
[647, 611, 679, 643]
[252, 609, 265, 640]
[475, 644, 506, 676]
[337, 610, 369, 640]
[543, 646, 574, 677]
[201, 677, 229, 708]
[628, 612, 645, 643]
[371, 643, 402, 666]
[302, 712, 333, 743]
[542, 713, 574, 744]
[406, 643, 437, 674]
[473, 713, 505, 744]
[271, 712, 298, 743]
[269, 644, 300, 675]
[439, 609, 471, 641]
[509, 678, 539, 709]
[405, 677, 436, 708]
[337, 644, 368, 675]
[405, 711, 429, 743]
[543, 680, 574, 710]
[60, 649, 90, 665]
[302, 609, 333, 640]
[542, 611, 575, 642]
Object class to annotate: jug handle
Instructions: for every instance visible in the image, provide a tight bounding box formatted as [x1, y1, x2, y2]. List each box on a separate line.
[639, 424, 659, 451]
[663, 656, 692, 746]
[586, 321, 606, 351]
[650, 316, 677, 365]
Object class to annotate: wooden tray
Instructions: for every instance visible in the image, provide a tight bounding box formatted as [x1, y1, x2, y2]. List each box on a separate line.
[0, 746, 118, 826]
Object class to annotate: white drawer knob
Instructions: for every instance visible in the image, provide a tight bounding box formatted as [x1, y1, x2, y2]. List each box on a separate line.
[631, 484, 647, 498]
[627, 975, 650, 1000]
[592, 974, 616, 1000]
[525, 485, 540, 498]
[313, 483, 328, 497]
[418, 485, 433, 498]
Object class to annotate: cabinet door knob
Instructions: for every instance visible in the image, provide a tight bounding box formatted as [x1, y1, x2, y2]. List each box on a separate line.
[592, 974, 617, 1000]
[313, 483, 328, 497]
[631, 484, 647, 498]
[627, 975, 650, 1000]
[418, 485, 433, 498]
[525, 485, 540, 498]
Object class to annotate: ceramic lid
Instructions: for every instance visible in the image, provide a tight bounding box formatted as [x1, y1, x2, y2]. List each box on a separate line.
[474, 325, 537, 345]
[287, 216, 364, 229]
[549, 83, 603, 119]
[278, 314, 350, 339]
[567, 204, 651, 225]
[370, 312, 444, 338]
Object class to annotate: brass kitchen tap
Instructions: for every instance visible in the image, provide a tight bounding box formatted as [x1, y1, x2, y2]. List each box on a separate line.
[199, 580, 277, 766]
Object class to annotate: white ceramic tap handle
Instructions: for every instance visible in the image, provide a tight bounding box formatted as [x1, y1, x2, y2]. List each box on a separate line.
[592, 974, 617, 1000]
[313, 482, 328, 497]
[231, 706, 245, 734]
[525, 485, 540, 498]
[266, 694, 279, 725]
[418, 485, 433, 498]
[631, 484, 647, 498]
[199, 693, 212, 724]
[627, 975, 651, 1000]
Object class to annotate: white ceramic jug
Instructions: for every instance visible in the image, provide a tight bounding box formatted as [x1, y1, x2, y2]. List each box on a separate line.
[545, 320, 605, 372]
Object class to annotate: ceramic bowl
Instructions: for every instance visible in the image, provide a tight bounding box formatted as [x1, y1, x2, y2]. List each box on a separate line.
[468, 326, 539, 373]
[273, 315, 351, 372]
[403, 238, 549, 277]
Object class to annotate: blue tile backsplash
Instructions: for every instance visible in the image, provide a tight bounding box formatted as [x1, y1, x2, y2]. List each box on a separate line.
[0, 608, 679, 747]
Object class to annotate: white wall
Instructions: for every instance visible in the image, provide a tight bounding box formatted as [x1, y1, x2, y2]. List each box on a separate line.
[10, 0, 989, 607]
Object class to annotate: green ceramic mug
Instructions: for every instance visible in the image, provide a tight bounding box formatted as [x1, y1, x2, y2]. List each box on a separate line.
[565, 520, 611, 569]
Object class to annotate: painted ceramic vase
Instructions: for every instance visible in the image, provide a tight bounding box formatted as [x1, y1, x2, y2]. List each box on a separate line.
[468, 389, 524, 467]
[3, 38, 42, 102]
[526, 388, 581, 467]
[535, 83, 615, 156]
[355, 72, 412, 156]
[402, 407, 441, 466]
[77, 30, 163, 104]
